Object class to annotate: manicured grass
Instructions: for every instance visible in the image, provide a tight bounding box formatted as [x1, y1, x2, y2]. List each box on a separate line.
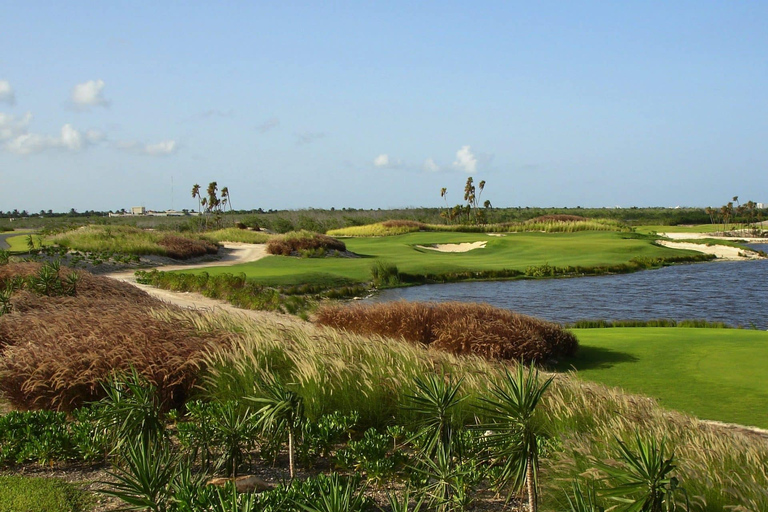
[181, 231, 703, 286]
[562, 328, 768, 428]
[5, 232, 46, 253]
[0, 476, 90, 512]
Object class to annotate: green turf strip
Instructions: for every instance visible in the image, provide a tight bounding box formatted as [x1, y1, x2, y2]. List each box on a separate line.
[177, 231, 699, 286]
[563, 328, 768, 428]
[0, 476, 90, 512]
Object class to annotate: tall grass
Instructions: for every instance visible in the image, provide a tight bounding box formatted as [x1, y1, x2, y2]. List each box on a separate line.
[193, 310, 768, 511]
[266, 230, 347, 257]
[329, 219, 630, 237]
[201, 228, 271, 244]
[47, 226, 219, 259]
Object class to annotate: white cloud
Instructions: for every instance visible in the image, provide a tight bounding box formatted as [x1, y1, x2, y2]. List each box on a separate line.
[116, 139, 178, 156]
[0, 80, 15, 105]
[423, 157, 440, 172]
[373, 154, 403, 169]
[453, 145, 478, 173]
[3, 123, 91, 155]
[71, 79, 110, 109]
[0, 112, 32, 141]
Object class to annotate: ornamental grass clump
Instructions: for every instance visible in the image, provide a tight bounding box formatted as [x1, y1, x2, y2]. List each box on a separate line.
[315, 301, 578, 363]
[0, 265, 230, 411]
[266, 230, 347, 257]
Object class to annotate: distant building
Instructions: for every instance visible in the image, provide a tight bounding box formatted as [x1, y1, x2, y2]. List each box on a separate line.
[131, 206, 146, 215]
[758, 203, 766, 209]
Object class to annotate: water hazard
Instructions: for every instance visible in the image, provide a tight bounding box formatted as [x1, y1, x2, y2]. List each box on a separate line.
[369, 258, 768, 329]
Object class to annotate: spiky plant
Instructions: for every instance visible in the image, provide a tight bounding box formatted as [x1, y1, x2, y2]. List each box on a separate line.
[479, 364, 552, 512]
[405, 373, 466, 459]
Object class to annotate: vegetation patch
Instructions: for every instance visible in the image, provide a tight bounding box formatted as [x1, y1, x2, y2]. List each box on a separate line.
[0, 263, 229, 411]
[46, 225, 221, 260]
[328, 220, 426, 237]
[526, 214, 589, 223]
[157, 234, 218, 259]
[315, 301, 578, 363]
[0, 476, 90, 512]
[266, 230, 347, 257]
[201, 227, 271, 244]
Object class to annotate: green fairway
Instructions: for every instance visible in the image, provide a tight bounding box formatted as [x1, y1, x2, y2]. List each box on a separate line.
[563, 328, 768, 428]
[4, 231, 42, 253]
[180, 231, 701, 286]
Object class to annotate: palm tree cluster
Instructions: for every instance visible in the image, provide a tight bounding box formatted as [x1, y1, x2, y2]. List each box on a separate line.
[439, 177, 492, 225]
[704, 196, 764, 235]
[191, 181, 232, 229]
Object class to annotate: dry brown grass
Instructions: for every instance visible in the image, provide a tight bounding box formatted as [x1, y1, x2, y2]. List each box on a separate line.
[526, 214, 589, 223]
[158, 235, 218, 259]
[0, 263, 230, 411]
[266, 230, 347, 256]
[315, 301, 578, 362]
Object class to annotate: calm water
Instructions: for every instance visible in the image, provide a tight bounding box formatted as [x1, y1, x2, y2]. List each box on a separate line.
[370, 258, 768, 329]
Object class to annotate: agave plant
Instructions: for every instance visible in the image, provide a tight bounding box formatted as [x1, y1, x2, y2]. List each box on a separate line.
[566, 480, 605, 512]
[405, 373, 466, 459]
[479, 364, 553, 512]
[597, 433, 689, 512]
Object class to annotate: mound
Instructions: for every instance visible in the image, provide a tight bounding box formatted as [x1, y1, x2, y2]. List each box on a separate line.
[0, 263, 230, 411]
[266, 230, 347, 257]
[158, 235, 219, 259]
[526, 214, 589, 223]
[315, 301, 578, 362]
[381, 220, 426, 230]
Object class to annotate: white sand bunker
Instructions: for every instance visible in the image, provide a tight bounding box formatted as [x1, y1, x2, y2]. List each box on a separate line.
[486, 233, 506, 237]
[656, 240, 763, 261]
[417, 241, 488, 253]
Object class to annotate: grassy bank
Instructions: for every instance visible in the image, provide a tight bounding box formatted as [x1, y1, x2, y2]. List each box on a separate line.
[561, 327, 768, 428]
[179, 231, 710, 287]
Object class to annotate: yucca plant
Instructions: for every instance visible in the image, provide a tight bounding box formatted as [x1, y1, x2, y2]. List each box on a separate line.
[405, 374, 466, 459]
[248, 378, 305, 479]
[597, 434, 689, 512]
[94, 368, 166, 452]
[208, 401, 259, 478]
[101, 436, 177, 512]
[296, 473, 368, 512]
[387, 487, 425, 512]
[479, 364, 553, 512]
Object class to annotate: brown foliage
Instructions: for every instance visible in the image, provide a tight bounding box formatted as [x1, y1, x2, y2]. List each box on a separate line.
[0, 264, 229, 411]
[158, 235, 219, 259]
[381, 220, 426, 229]
[266, 231, 347, 256]
[315, 301, 578, 363]
[526, 214, 589, 223]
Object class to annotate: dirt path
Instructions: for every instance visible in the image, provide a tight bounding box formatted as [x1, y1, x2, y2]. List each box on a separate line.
[103, 243, 302, 324]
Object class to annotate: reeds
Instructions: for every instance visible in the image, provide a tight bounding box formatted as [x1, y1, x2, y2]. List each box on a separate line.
[315, 301, 578, 362]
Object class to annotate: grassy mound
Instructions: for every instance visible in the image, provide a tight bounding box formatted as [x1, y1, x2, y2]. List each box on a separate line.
[47, 225, 220, 260]
[526, 214, 589, 223]
[315, 301, 578, 362]
[327, 220, 425, 237]
[0, 263, 229, 411]
[201, 227, 271, 244]
[266, 230, 347, 256]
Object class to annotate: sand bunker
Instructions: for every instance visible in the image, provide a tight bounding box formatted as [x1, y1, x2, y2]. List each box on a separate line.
[417, 241, 487, 253]
[656, 240, 763, 261]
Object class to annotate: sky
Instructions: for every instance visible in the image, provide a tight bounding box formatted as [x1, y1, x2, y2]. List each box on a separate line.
[1, 1, 767, 213]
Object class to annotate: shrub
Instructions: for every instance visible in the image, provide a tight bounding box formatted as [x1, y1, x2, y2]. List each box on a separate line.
[315, 302, 578, 363]
[158, 234, 219, 259]
[266, 230, 346, 257]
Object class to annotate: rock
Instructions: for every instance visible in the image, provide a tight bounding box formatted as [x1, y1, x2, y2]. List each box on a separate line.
[207, 475, 273, 493]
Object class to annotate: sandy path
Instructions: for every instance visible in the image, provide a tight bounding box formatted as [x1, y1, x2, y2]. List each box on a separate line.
[103, 243, 300, 324]
[660, 232, 768, 243]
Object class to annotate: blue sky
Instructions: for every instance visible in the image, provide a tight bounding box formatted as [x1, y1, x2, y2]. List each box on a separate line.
[1, 1, 766, 212]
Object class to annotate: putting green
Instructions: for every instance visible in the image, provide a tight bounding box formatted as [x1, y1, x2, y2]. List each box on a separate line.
[178, 231, 700, 286]
[564, 328, 768, 428]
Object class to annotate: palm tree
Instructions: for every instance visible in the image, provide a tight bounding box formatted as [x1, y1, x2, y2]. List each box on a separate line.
[221, 187, 231, 212]
[480, 364, 553, 512]
[191, 184, 201, 215]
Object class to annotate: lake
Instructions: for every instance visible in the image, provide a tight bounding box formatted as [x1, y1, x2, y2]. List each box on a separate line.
[370, 257, 768, 329]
